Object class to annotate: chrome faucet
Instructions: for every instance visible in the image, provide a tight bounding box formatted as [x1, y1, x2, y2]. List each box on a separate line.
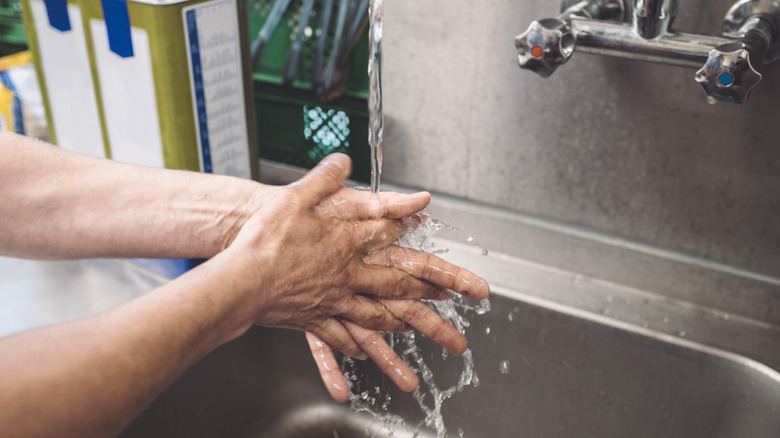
[515, 0, 780, 104]
[633, 0, 679, 39]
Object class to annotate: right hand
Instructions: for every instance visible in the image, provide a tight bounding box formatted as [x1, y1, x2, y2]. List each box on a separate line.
[299, 157, 490, 402]
[221, 153, 488, 399]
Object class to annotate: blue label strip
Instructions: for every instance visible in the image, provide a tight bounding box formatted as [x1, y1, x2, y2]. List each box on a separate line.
[0, 72, 25, 135]
[101, 0, 134, 58]
[43, 0, 71, 32]
[186, 10, 212, 173]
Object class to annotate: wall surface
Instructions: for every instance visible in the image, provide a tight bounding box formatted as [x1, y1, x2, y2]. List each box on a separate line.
[382, 0, 780, 278]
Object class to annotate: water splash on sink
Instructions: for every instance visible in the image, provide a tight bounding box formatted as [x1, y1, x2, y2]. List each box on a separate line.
[343, 212, 491, 437]
[352, 3, 490, 435]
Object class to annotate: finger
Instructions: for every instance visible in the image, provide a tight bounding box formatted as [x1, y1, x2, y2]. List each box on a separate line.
[343, 321, 420, 392]
[363, 246, 490, 300]
[381, 299, 468, 355]
[310, 318, 367, 359]
[352, 218, 406, 251]
[289, 154, 352, 207]
[317, 188, 431, 220]
[337, 294, 410, 332]
[351, 263, 450, 301]
[306, 332, 350, 403]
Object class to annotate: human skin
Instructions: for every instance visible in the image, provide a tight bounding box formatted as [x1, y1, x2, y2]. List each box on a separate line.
[0, 133, 489, 436]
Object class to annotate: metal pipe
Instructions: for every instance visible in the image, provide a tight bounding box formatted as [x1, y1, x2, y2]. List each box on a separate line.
[572, 18, 730, 68]
[738, 16, 773, 63]
[633, 0, 679, 39]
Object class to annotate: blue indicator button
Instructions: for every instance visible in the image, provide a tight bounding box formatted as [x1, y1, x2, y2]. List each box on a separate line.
[718, 73, 735, 87]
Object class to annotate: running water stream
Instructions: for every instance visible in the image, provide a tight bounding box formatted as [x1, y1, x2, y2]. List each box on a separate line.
[368, 0, 383, 194]
[350, 2, 490, 436]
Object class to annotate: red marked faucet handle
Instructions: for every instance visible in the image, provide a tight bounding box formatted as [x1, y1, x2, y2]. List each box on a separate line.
[694, 42, 763, 105]
[515, 18, 576, 78]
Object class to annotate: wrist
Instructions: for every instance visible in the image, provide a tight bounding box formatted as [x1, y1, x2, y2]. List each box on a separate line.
[214, 182, 280, 254]
[177, 176, 281, 259]
[183, 246, 275, 341]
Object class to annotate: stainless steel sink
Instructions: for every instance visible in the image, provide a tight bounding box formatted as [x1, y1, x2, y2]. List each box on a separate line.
[0, 245, 777, 438]
[2, 163, 778, 437]
[117, 245, 780, 438]
[119, 165, 780, 437]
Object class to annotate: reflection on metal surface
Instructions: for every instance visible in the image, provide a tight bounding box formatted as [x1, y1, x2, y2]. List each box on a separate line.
[261, 404, 433, 438]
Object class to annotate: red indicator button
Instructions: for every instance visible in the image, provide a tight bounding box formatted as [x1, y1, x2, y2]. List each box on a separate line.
[531, 46, 544, 58]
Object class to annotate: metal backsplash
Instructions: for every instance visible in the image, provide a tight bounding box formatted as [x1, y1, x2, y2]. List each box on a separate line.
[382, 0, 780, 279]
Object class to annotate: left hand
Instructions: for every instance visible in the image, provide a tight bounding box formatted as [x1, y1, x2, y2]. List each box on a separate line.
[304, 182, 490, 402]
[306, 298, 469, 402]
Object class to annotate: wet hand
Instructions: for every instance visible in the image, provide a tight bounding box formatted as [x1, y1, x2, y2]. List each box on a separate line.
[306, 297, 470, 403]
[224, 154, 484, 355]
[297, 158, 490, 401]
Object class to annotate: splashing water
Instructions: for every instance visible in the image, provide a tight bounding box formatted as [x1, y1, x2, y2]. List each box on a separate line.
[355, 3, 490, 435]
[344, 213, 491, 437]
[368, 0, 383, 194]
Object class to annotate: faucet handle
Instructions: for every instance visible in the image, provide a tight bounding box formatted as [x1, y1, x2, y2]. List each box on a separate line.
[694, 42, 763, 104]
[515, 18, 576, 78]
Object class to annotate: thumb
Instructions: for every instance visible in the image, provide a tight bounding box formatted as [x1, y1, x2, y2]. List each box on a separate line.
[291, 153, 353, 207]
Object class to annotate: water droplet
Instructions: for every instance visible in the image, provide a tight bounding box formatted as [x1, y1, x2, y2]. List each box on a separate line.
[500, 360, 510, 374]
[507, 312, 514, 322]
[484, 326, 491, 335]
[475, 299, 491, 315]
[482, 249, 489, 256]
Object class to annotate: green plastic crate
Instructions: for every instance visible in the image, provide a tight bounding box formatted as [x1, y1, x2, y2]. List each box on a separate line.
[248, 0, 371, 184]
[0, 0, 27, 55]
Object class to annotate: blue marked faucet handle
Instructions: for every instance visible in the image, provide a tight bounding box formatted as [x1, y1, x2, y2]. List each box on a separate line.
[694, 42, 763, 104]
[515, 18, 576, 78]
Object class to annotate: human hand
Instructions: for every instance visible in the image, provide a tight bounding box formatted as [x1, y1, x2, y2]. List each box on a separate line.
[223, 154, 485, 355]
[297, 160, 490, 402]
[305, 246, 490, 402]
[305, 297, 472, 402]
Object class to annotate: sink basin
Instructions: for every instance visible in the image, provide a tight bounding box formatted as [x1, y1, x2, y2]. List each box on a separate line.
[2, 162, 776, 437]
[119, 286, 780, 438]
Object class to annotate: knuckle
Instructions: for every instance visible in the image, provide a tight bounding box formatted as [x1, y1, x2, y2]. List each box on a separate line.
[366, 309, 387, 328]
[400, 301, 425, 322]
[391, 277, 413, 298]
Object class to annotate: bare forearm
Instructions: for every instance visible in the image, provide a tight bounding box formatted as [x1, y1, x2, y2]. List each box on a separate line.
[0, 132, 274, 260]
[0, 253, 255, 438]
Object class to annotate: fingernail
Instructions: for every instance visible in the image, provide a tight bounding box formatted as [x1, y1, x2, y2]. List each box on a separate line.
[411, 191, 430, 200]
[356, 352, 369, 361]
[325, 153, 350, 170]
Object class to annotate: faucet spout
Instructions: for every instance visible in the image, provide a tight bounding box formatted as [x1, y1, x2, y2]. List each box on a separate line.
[633, 0, 679, 39]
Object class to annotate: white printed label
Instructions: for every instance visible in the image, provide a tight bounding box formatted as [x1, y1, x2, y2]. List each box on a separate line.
[183, 0, 251, 179]
[91, 20, 164, 169]
[30, 1, 105, 158]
